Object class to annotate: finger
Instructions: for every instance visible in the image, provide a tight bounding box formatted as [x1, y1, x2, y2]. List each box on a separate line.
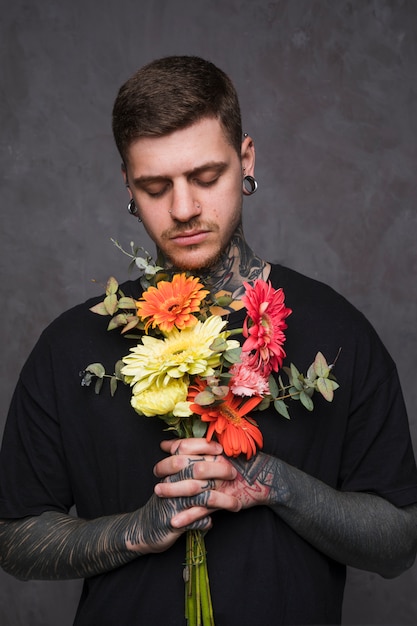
[160, 438, 223, 456]
[200, 489, 242, 513]
[155, 478, 216, 498]
[171, 510, 213, 530]
[184, 517, 213, 532]
[171, 491, 241, 527]
[154, 454, 236, 480]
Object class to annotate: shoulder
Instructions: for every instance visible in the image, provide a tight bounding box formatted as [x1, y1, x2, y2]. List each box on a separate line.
[20, 279, 141, 374]
[41, 278, 141, 340]
[269, 263, 378, 336]
[268, 263, 395, 384]
[270, 263, 352, 310]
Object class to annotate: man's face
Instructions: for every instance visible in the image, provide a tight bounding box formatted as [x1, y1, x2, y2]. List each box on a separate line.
[124, 117, 254, 271]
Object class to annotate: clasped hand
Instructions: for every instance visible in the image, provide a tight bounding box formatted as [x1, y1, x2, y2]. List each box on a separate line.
[128, 438, 274, 555]
[154, 438, 272, 529]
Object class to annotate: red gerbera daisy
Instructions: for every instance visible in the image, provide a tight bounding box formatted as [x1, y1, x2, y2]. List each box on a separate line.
[136, 273, 209, 333]
[188, 380, 263, 459]
[241, 279, 292, 376]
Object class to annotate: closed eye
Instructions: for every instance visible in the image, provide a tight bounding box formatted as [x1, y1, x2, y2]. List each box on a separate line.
[195, 177, 219, 188]
[144, 183, 171, 198]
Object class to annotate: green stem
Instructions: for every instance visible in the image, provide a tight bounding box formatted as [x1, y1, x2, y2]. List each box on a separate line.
[185, 530, 214, 626]
[185, 532, 196, 625]
[227, 327, 244, 336]
[199, 548, 214, 625]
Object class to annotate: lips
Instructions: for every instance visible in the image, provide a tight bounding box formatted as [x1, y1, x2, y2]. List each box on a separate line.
[170, 230, 210, 246]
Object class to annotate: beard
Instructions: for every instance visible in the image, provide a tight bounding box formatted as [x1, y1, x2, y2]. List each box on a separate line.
[158, 218, 222, 272]
[163, 244, 223, 273]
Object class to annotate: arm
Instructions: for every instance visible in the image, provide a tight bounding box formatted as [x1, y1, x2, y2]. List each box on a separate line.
[0, 440, 238, 581]
[157, 441, 417, 579]
[231, 452, 417, 578]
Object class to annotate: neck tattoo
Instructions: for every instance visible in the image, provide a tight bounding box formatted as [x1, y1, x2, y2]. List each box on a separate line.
[157, 224, 270, 302]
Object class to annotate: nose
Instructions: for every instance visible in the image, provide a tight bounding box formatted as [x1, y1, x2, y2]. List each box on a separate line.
[169, 182, 202, 222]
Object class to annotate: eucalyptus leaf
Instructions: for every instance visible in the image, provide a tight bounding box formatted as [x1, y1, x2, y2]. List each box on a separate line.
[121, 317, 141, 333]
[314, 352, 329, 378]
[222, 347, 241, 364]
[94, 377, 104, 394]
[145, 264, 164, 277]
[80, 371, 93, 386]
[257, 396, 272, 411]
[290, 363, 301, 380]
[211, 385, 229, 398]
[300, 390, 314, 411]
[107, 313, 127, 330]
[274, 399, 290, 419]
[306, 362, 317, 382]
[290, 363, 303, 390]
[86, 363, 106, 378]
[288, 386, 300, 400]
[134, 257, 149, 270]
[106, 276, 119, 296]
[89, 302, 109, 316]
[104, 293, 118, 316]
[118, 297, 137, 309]
[268, 374, 279, 398]
[194, 390, 215, 406]
[210, 337, 229, 352]
[110, 377, 118, 397]
[115, 360, 125, 378]
[292, 374, 304, 391]
[192, 418, 208, 438]
[317, 377, 334, 402]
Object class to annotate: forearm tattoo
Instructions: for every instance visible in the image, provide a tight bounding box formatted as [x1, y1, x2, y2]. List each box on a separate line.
[0, 511, 138, 580]
[231, 453, 417, 577]
[0, 452, 221, 582]
[125, 492, 210, 550]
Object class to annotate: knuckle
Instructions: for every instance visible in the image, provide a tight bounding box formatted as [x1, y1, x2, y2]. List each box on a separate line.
[191, 463, 203, 479]
[172, 456, 185, 472]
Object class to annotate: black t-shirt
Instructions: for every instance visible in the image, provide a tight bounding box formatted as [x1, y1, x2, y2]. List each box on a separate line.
[1, 264, 416, 625]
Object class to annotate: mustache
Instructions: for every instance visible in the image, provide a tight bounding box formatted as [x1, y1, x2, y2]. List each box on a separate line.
[161, 218, 219, 240]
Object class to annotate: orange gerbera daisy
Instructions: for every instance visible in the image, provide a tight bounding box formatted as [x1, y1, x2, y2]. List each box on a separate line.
[188, 380, 263, 459]
[136, 273, 209, 333]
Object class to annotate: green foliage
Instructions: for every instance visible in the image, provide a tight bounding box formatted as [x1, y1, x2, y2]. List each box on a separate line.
[89, 275, 144, 335]
[222, 347, 241, 365]
[192, 417, 208, 438]
[274, 399, 290, 419]
[260, 351, 340, 420]
[80, 362, 125, 395]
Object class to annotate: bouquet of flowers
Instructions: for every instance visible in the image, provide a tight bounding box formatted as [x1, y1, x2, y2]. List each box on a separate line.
[81, 242, 339, 626]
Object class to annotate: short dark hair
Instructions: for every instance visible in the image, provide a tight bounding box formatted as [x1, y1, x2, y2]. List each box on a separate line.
[112, 56, 242, 161]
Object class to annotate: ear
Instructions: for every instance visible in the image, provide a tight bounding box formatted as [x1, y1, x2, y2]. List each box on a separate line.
[241, 134, 255, 177]
[121, 162, 133, 198]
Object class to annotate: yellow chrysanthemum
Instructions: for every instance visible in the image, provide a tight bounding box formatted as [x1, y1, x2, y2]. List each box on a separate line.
[130, 378, 189, 417]
[136, 273, 209, 333]
[121, 315, 239, 394]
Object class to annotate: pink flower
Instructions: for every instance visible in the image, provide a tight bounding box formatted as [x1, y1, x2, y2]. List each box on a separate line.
[241, 279, 292, 376]
[230, 353, 270, 397]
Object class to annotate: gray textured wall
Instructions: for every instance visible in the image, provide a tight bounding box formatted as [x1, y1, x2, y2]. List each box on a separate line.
[1, 1, 416, 624]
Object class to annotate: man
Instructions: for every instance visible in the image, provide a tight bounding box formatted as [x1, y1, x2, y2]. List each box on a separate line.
[0, 56, 416, 625]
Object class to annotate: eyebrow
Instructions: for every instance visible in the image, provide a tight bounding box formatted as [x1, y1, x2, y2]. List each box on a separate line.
[131, 161, 229, 186]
